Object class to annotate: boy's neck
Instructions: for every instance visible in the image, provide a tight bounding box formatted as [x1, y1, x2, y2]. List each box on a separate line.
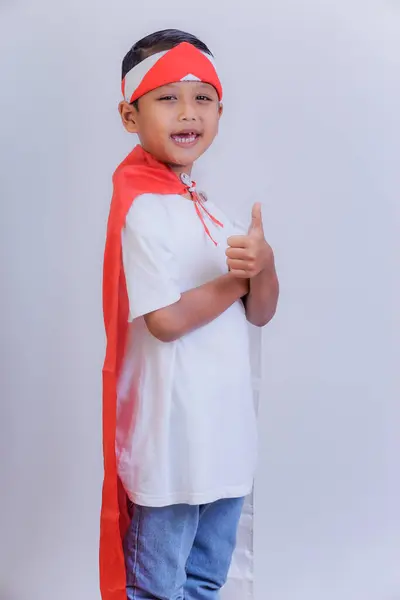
[167, 162, 193, 180]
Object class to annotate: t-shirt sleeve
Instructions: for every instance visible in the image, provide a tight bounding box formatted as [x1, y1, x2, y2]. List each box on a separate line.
[121, 198, 181, 321]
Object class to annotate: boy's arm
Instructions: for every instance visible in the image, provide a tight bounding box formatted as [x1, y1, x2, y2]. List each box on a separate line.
[243, 263, 279, 327]
[226, 203, 279, 327]
[144, 273, 249, 342]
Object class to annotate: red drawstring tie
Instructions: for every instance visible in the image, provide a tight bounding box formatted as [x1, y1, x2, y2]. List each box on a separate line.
[184, 180, 223, 245]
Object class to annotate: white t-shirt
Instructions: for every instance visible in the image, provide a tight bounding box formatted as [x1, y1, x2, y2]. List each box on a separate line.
[117, 193, 257, 507]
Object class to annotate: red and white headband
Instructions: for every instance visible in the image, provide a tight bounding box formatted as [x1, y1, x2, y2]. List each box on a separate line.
[122, 42, 223, 104]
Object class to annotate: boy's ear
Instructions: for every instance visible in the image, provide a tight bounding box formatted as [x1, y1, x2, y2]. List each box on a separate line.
[218, 102, 224, 119]
[119, 101, 139, 134]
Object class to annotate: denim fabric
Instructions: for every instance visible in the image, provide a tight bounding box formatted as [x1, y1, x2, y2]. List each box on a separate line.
[123, 497, 245, 599]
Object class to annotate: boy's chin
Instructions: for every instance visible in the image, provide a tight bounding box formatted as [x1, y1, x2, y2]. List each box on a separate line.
[164, 146, 206, 169]
[142, 140, 210, 170]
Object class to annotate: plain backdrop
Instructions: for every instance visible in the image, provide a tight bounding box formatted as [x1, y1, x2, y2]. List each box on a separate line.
[0, 0, 399, 599]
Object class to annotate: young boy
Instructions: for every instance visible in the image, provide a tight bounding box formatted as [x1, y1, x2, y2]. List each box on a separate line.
[100, 29, 279, 600]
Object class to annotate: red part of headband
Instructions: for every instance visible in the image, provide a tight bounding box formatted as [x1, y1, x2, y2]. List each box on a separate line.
[122, 42, 223, 103]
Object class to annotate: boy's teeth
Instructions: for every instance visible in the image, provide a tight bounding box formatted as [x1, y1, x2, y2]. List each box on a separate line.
[172, 134, 197, 144]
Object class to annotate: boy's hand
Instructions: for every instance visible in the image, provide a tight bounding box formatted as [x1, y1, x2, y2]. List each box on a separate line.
[226, 203, 274, 279]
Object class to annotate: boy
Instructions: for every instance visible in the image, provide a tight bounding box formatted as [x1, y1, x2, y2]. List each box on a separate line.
[100, 29, 279, 600]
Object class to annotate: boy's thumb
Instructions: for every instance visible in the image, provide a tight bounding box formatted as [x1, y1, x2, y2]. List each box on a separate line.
[249, 202, 263, 233]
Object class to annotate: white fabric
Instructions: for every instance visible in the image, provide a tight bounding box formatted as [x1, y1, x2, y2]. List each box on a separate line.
[123, 49, 217, 102]
[180, 73, 201, 82]
[117, 193, 257, 507]
[123, 50, 168, 103]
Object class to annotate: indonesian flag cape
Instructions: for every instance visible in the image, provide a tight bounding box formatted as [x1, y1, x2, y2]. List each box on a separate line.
[100, 145, 186, 599]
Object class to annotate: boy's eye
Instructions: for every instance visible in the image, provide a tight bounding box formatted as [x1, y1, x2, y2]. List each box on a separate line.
[158, 94, 213, 102]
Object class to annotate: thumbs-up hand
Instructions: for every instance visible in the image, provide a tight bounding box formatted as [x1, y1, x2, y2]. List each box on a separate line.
[226, 203, 274, 279]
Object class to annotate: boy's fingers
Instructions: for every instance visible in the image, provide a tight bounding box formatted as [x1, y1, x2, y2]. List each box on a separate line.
[227, 259, 248, 271]
[227, 235, 248, 248]
[225, 247, 248, 259]
[229, 269, 248, 279]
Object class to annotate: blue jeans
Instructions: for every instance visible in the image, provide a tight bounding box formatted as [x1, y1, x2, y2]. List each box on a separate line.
[123, 497, 245, 599]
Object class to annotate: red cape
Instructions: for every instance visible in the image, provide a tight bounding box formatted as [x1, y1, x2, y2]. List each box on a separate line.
[100, 145, 186, 599]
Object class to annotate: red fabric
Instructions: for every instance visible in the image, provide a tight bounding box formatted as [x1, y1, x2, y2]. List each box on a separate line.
[123, 42, 223, 103]
[100, 145, 185, 599]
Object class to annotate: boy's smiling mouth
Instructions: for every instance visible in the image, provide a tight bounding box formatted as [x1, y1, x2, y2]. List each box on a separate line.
[170, 130, 202, 147]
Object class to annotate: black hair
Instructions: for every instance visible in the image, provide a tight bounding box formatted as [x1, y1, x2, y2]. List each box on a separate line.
[122, 29, 213, 109]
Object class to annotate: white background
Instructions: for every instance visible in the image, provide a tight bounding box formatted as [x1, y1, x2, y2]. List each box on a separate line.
[1, 1, 399, 599]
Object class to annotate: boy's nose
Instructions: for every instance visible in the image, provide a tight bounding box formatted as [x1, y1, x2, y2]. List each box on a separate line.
[178, 102, 198, 121]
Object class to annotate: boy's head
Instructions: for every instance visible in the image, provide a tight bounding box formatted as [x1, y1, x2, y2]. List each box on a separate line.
[119, 29, 223, 172]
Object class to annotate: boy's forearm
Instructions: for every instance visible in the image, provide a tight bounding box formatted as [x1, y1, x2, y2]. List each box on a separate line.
[245, 265, 279, 327]
[144, 273, 249, 342]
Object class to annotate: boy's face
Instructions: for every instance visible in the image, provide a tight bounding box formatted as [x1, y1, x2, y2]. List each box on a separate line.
[119, 81, 223, 172]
